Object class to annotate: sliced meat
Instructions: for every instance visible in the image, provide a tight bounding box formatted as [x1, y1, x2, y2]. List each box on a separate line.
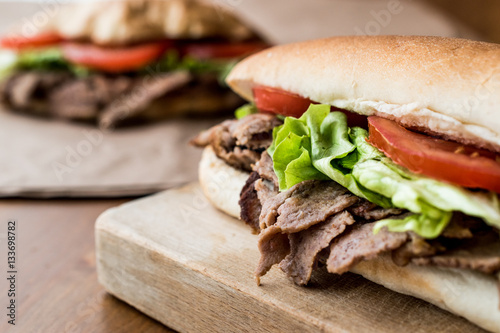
[441, 213, 484, 239]
[412, 251, 500, 274]
[497, 274, 500, 310]
[2, 70, 239, 127]
[412, 232, 500, 274]
[2, 72, 136, 121]
[50, 75, 131, 120]
[255, 225, 289, 285]
[259, 180, 357, 230]
[275, 181, 358, 233]
[99, 71, 192, 128]
[256, 181, 360, 283]
[7, 72, 46, 108]
[391, 233, 440, 266]
[229, 114, 280, 150]
[100, 72, 244, 127]
[239, 151, 280, 230]
[92, 75, 134, 104]
[254, 178, 278, 207]
[1, 71, 71, 113]
[327, 223, 408, 275]
[192, 113, 281, 171]
[349, 200, 403, 220]
[280, 211, 356, 285]
[239, 171, 262, 233]
[392, 213, 492, 266]
[258, 181, 307, 230]
[253, 151, 278, 188]
[139, 76, 244, 121]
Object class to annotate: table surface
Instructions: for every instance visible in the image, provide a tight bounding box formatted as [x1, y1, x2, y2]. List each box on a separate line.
[0, 198, 175, 333]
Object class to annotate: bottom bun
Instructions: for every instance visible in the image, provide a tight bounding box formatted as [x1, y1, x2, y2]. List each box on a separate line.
[199, 146, 250, 219]
[199, 146, 500, 333]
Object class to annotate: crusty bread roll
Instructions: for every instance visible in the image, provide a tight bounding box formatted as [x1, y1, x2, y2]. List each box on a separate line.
[227, 36, 500, 152]
[199, 146, 250, 218]
[199, 146, 500, 333]
[53, 0, 256, 45]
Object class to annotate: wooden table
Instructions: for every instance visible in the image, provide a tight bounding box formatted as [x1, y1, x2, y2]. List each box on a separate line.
[0, 199, 174, 333]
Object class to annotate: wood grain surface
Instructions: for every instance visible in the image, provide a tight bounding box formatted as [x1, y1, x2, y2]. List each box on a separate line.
[96, 183, 487, 333]
[0, 199, 174, 333]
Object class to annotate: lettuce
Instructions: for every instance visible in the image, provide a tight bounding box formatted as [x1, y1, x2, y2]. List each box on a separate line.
[151, 50, 236, 84]
[2, 48, 235, 82]
[0, 50, 17, 79]
[269, 104, 500, 238]
[235, 104, 258, 119]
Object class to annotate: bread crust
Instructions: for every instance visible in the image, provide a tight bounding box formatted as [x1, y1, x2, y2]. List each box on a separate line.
[53, 0, 256, 45]
[199, 147, 500, 332]
[227, 36, 500, 152]
[199, 146, 250, 218]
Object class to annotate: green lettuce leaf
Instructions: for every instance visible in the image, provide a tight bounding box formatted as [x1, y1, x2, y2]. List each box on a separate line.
[0, 48, 91, 77]
[235, 104, 258, 119]
[373, 212, 452, 238]
[268, 104, 500, 238]
[144, 50, 236, 84]
[0, 50, 18, 79]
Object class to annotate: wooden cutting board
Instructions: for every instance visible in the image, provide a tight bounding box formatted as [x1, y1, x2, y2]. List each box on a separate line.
[95, 183, 486, 333]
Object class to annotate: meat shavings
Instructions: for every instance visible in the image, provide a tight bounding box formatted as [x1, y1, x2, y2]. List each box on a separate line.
[275, 181, 358, 233]
[244, 167, 500, 284]
[239, 171, 262, 233]
[280, 211, 356, 285]
[1, 71, 243, 128]
[326, 223, 408, 275]
[255, 181, 360, 284]
[412, 232, 500, 274]
[191, 113, 281, 171]
[255, 225, 289, 285]
[391, 232, 440, 266]
[253, 151, 278, 187]
[349, 200, 403, 221]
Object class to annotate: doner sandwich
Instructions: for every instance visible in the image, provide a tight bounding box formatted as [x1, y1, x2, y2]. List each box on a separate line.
[0, 0, 267, 128]
[192, 36, 500, 332]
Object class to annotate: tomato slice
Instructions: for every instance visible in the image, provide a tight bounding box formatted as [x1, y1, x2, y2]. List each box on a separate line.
[252, 85, 368, 127]
[253, 86, 313, 117]
[181, 41, 269, 59]
[367, 116, 500, 193]
[1, 31, 63, 49]
[61, 41, 171, 73]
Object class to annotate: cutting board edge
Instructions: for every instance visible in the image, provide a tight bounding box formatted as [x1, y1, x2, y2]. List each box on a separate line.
[95, 224, 342, 333]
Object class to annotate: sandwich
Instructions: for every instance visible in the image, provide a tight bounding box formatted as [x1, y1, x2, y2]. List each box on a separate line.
[0, 0, 267, 128]
[192, 35, 500, 332]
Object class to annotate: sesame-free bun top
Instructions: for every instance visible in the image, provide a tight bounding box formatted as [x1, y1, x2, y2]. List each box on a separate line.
[53, 0, 257, 45]
[227, 36, 500, 152]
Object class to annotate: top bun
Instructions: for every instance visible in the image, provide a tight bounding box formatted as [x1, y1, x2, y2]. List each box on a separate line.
[53, 0, 257, 45]
[227, 36, 500, 152]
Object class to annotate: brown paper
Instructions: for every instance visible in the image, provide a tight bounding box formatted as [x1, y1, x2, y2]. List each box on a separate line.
[0, 110, 225, 197]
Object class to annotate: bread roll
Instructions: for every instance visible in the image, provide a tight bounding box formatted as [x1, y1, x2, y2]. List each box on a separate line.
[227, 36, 500, 152]
[54, 0, 256, 45]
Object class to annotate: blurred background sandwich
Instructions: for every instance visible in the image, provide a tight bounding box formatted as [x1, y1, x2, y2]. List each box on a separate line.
[0, 0, 268, 129]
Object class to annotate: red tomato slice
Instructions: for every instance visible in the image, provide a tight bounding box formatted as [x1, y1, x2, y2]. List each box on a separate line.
[1, 31, 63, 49]
[253, 86, 313, 117]
[252, 85, 368, 127]
[367, 116, 500, 193]
[61, 41, 171, 73]
[181, 42, 269, 59]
